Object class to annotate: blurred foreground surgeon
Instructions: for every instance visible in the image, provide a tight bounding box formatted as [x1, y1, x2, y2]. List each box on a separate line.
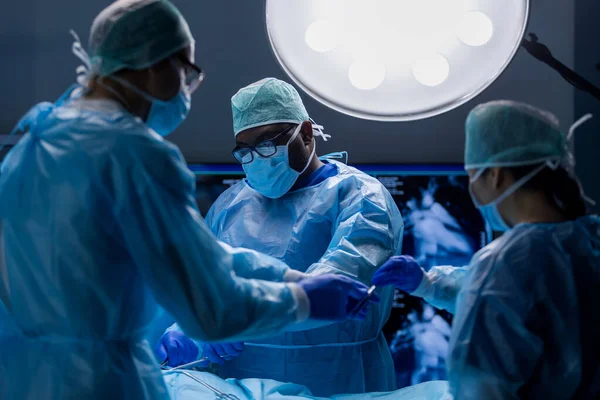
[156, 78, 404, 396]
[374, 101, 600, 399]
[0, 2, 375, 399]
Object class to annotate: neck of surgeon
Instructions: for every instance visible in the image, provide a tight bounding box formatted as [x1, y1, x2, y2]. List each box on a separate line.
[85, 73, 152, 120]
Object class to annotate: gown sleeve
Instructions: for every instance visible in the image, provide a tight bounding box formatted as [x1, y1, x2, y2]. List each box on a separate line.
[304, 177, 404, 284]
[411, 265, 469, 314]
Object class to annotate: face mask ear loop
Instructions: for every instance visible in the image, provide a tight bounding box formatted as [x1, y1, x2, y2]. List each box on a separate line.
[469, 168, 487, 184]
[490, 162, 549, 207]
[284, 124, 303, 147]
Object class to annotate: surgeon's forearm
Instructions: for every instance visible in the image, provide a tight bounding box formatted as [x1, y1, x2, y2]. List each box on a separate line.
[411, 265, 468, 314]
[162, 274, 309, 343]
[172, 242, 311, 342]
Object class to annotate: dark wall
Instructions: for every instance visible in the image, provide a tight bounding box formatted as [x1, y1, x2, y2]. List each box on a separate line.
[0, 0, 576, 165]
[575, 0, 600, 213]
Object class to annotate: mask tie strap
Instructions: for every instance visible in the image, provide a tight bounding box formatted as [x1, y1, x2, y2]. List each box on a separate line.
[493, 162, 549, 206]
[567, 113, 592, 141]
[310, 119, 331, 142]
[70, 30, 93, 87]
[565, 114, 596, 207]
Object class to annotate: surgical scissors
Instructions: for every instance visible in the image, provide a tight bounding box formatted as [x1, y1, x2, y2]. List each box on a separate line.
[347, 285, 377, 320]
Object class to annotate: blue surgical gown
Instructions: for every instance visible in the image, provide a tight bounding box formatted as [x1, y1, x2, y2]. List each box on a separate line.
[177, 160, 404, 397]
[447, 216, 600, 399]
[0, 97, 310, 400]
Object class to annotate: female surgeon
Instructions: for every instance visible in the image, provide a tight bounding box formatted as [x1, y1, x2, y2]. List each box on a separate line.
[0, 1, 375, 399]
[373, 101, 600, 399]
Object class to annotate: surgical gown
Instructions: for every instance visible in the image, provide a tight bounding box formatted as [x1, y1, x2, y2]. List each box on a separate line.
[448, 216, 600, 399]
[173, 160, 404, 397]
[0, 97, 309, 400]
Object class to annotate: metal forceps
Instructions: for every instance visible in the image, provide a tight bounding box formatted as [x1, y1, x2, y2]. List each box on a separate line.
[161, 360, 241, 400]
[347, 285, 377, 320]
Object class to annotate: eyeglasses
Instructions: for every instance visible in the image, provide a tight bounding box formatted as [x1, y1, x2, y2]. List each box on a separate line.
[176, 55, 205, 94]
[232, 125, 296, 164]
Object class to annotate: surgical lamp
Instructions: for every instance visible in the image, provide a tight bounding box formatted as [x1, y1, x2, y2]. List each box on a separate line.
[265, 0, 530, 121]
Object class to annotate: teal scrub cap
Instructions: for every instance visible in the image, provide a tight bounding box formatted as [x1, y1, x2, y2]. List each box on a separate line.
[464, 100, 570, 171]
[232, 78, 312, 136]
[88, 0, 194, 77]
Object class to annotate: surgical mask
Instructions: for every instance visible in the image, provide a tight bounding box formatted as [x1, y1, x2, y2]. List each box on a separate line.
[469, 162, 549, 232]
[108, 71, 191, 137]
[243, 124, 315, 199]
[144, 90, 190, 137]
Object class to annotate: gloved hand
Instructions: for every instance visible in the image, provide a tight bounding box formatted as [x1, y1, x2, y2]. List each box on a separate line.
[201, 342, 245, 365]
[371, 255, 424, 293]
[298, 274, 379, 321]
[154, 331, 199, 367]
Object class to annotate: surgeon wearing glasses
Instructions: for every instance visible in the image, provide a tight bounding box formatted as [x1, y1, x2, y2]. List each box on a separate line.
[156, 78, 405, 397]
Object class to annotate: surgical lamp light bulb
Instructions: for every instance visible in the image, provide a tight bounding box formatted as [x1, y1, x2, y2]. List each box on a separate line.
[456, 11, 494, 47]
[412, 54, 450, 87]
[349, 59, 386, 90]
[305, 20, 338, 53]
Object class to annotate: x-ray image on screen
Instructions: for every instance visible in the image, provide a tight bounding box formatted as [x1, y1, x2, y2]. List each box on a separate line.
[190, 164, 487, 390]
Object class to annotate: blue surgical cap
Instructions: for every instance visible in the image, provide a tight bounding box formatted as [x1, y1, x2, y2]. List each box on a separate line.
[232, 78, 310, 136]
[89, 0, 194, 77]
[464, 100, 567, 170]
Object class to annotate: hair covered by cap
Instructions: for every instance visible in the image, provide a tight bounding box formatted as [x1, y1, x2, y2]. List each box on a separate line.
[464, 100, 567, 170]
[89, 0, 194, 76]
[231, 78, 310, 135]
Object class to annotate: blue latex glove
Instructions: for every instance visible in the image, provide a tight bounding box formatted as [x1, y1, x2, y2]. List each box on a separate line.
[298, 274, 379, 320]
[202, 342, 245, 365]
[155, 331, 199, 367]
[371, 255, 424, 293]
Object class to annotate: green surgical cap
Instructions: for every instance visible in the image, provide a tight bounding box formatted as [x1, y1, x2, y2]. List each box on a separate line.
[232, 78, 310, 136]
[89, 0, 194, 76]
[464, 100, 567, 170]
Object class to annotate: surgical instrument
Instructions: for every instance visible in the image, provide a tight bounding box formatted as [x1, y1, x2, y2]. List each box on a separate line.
[347, 285, 377, 320]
